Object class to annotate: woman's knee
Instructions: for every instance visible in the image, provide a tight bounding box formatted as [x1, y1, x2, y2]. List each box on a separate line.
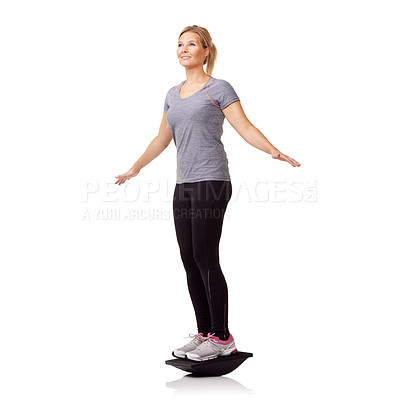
[180, 249, 198, 270]
[193, 248, 220, 271]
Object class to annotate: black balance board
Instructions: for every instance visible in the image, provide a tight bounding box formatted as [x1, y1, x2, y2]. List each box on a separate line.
[165, 351, 253, 376]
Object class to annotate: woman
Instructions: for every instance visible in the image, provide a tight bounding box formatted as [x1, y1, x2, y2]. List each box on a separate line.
[115, 25, 301, 362]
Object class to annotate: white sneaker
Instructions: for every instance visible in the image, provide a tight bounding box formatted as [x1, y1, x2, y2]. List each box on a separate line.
[186, 332, 237, 362]
[173, 332, 208, 359]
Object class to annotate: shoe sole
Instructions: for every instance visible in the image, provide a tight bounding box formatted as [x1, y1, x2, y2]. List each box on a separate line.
[187, 347, 238, 362]
[172, 351, 187, 359]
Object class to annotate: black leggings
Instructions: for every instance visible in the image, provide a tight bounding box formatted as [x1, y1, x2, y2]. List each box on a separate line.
[173, 180, 233, 341]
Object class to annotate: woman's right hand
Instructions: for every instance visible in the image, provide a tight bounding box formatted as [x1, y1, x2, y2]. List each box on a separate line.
[115, 168, 140, 185]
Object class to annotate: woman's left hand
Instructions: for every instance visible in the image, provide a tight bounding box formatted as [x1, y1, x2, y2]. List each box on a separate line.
[271, 150, 301, 167]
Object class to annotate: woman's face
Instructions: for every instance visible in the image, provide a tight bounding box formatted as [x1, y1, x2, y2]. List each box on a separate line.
[177, 32, 209, 68]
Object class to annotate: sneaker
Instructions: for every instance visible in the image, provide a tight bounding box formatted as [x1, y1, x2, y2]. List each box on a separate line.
[172, 332, 208, 359]
[186, 332, 237, 362]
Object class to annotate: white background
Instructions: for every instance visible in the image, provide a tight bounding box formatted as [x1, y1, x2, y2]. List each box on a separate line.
[1, 0, 399, 398]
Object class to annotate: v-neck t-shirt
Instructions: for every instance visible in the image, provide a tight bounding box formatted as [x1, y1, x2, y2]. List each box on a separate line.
[164, 76, 240, 184]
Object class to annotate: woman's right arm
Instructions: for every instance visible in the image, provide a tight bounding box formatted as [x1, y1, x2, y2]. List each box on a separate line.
[115, 112, 173, 185]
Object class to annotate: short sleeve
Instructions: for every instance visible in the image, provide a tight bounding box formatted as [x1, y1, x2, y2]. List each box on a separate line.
[164, 89, 170, 113]
[218, 80, 240, 109]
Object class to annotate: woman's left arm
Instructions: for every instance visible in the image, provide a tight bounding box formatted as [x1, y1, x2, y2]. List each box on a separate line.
[222, 101, 301, 167]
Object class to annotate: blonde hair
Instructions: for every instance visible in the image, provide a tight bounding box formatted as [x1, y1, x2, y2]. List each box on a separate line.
[178, 25, 217, 76]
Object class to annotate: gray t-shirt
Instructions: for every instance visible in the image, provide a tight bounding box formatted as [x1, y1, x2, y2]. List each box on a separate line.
[164, 76, 240, 184]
